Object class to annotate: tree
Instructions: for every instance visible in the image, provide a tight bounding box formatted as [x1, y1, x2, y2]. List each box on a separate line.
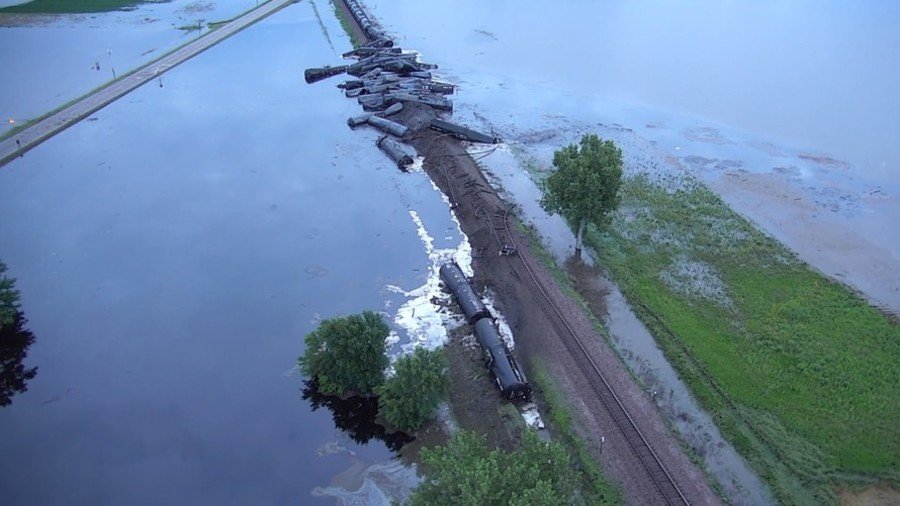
[0, 261, 37, 406]
[0, 311, 37, 407]
[540, 134, 623, 256]
[0, 261, 21, 329]
[377, 347, 448, 431]
[410, 430, 579, 506]
[298, 311, 389, 396]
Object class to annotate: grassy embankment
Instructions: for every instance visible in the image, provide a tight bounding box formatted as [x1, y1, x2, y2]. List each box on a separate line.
[527, 166, 898, 503]
[529, 361, 623, 505]
[329, 0, 361, 48]
[0, 1, 264, 143]
[0, 0, 160, 13]
[440, 315, 621, 503]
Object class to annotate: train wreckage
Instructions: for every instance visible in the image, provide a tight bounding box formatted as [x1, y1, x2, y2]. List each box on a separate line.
[303, 0, 499, 171]
[303, 1, 528, 401]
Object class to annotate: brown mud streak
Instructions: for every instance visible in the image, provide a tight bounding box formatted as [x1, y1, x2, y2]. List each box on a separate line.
[337, 3, 720, 504]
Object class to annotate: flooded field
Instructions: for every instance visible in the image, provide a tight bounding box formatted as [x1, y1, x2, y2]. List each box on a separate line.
[1, 0, 263, 136]
[0, 1, 465, 502]
[364, 0, 900, 502]
[2, 0, 896, 503]
[368, 0, 900, 316]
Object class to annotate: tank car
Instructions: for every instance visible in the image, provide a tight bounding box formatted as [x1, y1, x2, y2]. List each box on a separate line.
[439, 262, 491, 324]
[474, 318, 532, 401]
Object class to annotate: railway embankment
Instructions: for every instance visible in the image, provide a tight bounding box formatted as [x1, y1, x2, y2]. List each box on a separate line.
[323, 2, 723, 502]
[0, 0, 295, 168]
[334, 1, 900, 502]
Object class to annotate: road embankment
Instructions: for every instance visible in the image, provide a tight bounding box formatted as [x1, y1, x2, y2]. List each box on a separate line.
[0, 0, 295, 168]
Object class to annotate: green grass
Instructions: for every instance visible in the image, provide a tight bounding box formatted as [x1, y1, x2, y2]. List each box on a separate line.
[514, 216, 728, 498]
[580, 174, 900, 503]
[330, 0, 361, 47]
[530, 360, 623, 505]
[0, 0, 168, 13]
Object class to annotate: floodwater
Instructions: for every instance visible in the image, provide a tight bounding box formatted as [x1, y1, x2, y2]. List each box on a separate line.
[0, 1, 468, 503]
[368, 0, 900, 316]
[355, 0, 893, 502]
[364, 0, 900, 501]
[0, 0, 264, 135]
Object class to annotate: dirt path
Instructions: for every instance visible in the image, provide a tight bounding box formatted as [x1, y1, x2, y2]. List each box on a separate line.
[0, 0, 295, 168]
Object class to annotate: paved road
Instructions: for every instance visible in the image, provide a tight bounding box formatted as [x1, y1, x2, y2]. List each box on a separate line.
[0, 0, 296, 168]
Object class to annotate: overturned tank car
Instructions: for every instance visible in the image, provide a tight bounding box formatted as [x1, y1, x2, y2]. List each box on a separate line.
[474, 318, 531, 401]
[439, 262, 490, 324]
[440, 262, 531, 402]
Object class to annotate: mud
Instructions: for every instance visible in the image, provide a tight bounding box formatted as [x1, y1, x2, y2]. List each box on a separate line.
[838, 485, 900, 506]
[709, 170, 900, 317]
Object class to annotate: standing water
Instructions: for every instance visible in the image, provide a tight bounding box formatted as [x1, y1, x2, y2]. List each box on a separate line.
[355, 0, 897, 502]
[0, 1, 468, 502]
[367, 0, 900, 316]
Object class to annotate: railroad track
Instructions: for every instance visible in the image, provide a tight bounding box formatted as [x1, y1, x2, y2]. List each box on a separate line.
[338, 0, 691, 493]
[496, 207, 689, 506]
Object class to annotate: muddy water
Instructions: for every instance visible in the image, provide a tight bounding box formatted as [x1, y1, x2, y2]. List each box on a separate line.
[0, 2, 468, 502]
[0, 1, 263, 135]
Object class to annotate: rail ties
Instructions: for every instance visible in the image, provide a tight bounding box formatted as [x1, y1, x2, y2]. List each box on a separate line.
[499, 208, 688, 506]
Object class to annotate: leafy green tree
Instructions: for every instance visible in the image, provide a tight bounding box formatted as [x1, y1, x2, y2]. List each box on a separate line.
[410, 430, 579, 506]
[298, 311, 389, 395]
[377, 347, 448, 431]
[0, 261, 21, 330]
[540, 134, 623, 255]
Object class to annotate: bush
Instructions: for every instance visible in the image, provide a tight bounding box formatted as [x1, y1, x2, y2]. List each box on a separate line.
[298, 311, 389, 395]
[410, 430, 579, 506]
[377, 347, 447, 431]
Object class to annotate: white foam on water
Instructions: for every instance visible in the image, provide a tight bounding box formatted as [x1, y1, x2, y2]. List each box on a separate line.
[388, 209, 472, 356]
[482, 290, 516, 350]
[520, 403, 546, 430]
[407, 155, 425, 173]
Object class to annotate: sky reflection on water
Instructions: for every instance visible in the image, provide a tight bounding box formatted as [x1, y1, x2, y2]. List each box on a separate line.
[0, 2, 454, 503]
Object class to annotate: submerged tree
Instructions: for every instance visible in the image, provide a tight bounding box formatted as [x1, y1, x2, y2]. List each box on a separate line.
[0, 261, 20, 329]
[377, 347, 448, 431]
[410, 430, 579, 505]
[0, 311, 38, 407]
[540, 134, 623, 256]
[298, 311, 389, 395]
[0, 261, 37, 407]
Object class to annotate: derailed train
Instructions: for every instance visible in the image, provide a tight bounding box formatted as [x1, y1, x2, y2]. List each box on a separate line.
[440, 263, 531, 401]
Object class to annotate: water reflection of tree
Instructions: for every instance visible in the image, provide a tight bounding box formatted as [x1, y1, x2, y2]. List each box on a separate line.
[0, 311, 38, 407]
[302, 378, 414, 452]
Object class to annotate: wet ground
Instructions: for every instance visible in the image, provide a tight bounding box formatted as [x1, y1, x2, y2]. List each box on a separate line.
[0, 1, 469, 502]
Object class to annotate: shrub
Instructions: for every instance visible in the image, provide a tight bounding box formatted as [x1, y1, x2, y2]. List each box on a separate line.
[377, 347, 448, 431]
[410, 430, 579, 505]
